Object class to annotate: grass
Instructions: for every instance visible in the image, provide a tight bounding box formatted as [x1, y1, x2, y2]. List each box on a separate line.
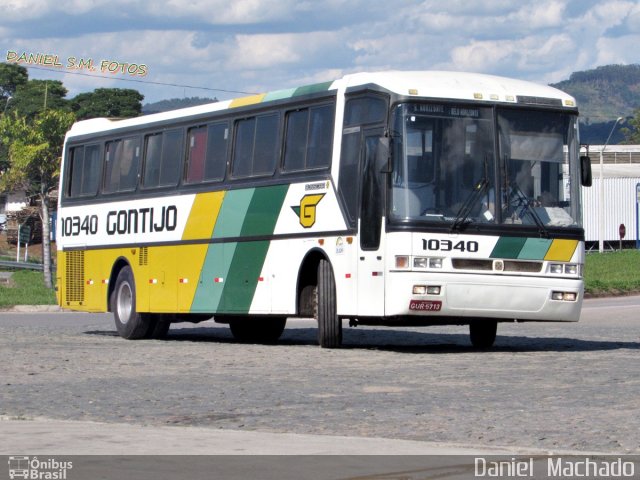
[0, 270, 57, 308]
[584, 249, 640, 296]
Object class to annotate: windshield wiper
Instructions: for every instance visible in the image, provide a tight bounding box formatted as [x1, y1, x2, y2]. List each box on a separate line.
[450, 178, 489, 233]
[508, 181, 549, 238]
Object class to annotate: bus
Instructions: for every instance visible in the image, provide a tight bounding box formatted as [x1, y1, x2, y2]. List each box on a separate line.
[56, 71, 591, 348]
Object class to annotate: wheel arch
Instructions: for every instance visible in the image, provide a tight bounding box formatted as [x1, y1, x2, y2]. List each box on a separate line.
[296, 248, 329, 317]
[107, 257, 132, 312]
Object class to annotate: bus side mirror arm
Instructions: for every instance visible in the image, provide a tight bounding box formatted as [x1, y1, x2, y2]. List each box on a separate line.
[580, 156, 592, 187]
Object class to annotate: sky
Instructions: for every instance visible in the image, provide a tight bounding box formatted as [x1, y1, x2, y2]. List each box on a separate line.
[1, 0, 640, 104]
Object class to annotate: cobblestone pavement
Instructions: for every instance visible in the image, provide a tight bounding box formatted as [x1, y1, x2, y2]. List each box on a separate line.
[1, 296, 639, 454]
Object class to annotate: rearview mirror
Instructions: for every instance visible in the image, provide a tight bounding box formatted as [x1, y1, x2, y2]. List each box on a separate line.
[580, 156, 592, 187]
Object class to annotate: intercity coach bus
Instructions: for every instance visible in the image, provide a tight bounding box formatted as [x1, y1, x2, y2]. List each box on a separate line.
[57, 71, 591, 348]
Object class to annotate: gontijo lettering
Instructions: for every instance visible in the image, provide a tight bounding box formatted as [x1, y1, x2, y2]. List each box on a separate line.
[59, 205, 177, 237]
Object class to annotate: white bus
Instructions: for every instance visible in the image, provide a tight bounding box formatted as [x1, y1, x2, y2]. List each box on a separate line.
[57, 71, 591, 348]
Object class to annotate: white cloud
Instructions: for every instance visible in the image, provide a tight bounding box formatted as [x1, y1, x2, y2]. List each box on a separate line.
[2, 0, 639, 102]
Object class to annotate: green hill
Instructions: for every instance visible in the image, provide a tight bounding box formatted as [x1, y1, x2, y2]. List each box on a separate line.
[550, 64, 640, 123]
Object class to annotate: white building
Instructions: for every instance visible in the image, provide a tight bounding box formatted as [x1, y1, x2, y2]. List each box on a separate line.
[581, 145, 640, 246]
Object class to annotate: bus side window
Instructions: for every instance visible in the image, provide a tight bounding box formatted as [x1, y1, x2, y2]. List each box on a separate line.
[204, 123, 227, 181]
[104, 137, 141, 193]
[232, 113, 279, 178]
[143, 129, 183, 189]
[283, 104, 334, 172]
[68, 145, 101, 198]
[186, 127, 206, 183]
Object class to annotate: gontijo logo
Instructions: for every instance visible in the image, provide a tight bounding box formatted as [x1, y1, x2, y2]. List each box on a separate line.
[291, 193, 325, 228]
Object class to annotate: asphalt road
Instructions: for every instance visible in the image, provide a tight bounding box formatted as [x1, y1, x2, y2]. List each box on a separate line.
[0, 295, 638, 455]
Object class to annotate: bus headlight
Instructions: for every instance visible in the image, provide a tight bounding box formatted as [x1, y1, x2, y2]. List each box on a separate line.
[429, 258, 443, 269]
[550, 264, 563, 274]
[564, 264, 578, 275]
[413, 257, 428, 268]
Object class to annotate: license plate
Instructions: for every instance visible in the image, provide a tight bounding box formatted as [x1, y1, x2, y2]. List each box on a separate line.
[409, 300, 442, 312]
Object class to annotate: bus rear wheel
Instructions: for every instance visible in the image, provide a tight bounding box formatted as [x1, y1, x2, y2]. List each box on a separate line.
[111, 266, 153, 340]
[146, 314, 172, 339]
[469, 320, 497, 348]
[229, 317, 286, 343]
[316, 258, 342, 348]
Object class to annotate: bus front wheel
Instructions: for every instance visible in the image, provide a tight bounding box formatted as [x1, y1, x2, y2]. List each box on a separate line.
[316, 258, 342, 348]
[469, 320, 497, 348]
[111, 266, 153, 340]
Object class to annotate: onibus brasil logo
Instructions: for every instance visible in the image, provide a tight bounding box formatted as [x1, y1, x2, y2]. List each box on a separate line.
[8, 456, 73, 479]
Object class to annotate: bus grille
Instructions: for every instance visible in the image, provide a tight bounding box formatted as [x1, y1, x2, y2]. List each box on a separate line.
[452, 258, 543, 273]
[139, 247, 148, 266]
[65, 251, 85, 303]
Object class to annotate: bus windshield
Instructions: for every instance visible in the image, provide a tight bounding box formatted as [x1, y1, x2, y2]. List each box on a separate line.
[390, 103, 580, 229]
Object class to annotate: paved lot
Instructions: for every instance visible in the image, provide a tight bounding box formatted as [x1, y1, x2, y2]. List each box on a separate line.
[0, 296, 638, 454]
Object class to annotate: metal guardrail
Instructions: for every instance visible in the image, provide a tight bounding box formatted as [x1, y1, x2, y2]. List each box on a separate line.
[0, 260, 44, 271]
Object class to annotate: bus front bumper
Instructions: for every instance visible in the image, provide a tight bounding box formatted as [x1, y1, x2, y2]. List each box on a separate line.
[385, 271, 583, 322]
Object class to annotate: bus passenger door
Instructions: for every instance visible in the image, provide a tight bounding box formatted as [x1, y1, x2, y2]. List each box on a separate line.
[357, 129, 387, 317]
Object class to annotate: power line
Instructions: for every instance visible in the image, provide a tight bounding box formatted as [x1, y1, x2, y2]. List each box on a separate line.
[23, 65, 258, 96]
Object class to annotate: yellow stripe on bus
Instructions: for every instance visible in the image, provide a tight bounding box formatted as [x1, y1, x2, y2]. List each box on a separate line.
[182, 191, 225, 240]
[544, 239, 578, 262]
[229, 93, 267, 108]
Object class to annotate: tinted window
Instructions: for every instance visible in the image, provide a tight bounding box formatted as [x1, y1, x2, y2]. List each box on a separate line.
[143, 129, 183, 189]
[186, 126, 206, 183]
[159, 129, 183, 186]
[232, 117, 255, 177]
[307, 105, 334, 168]
[204, 123, 228, 181]
[68, 144, 101, 197]
[186, 123, 228, 184]
[232, 113, 279, 178]
[284, 110, 308, 171]
[253, 114, 279, 175]
[343, 96, 387, 126]
[103, 137, 140, 193]
[283, 104, 334, 172]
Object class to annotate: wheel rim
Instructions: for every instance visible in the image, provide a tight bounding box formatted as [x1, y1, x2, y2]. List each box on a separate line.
[116, 282, 133, 324]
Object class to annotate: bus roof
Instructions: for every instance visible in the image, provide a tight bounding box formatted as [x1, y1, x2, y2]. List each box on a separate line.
[66, 71, 577, 138]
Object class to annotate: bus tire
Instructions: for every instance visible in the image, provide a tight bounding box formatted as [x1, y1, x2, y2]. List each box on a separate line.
[111, 266, 153, 340]
[316, 258, 342, 348]
[146, 314, 172, 339]
[469, 320, 497, 348]
[229, 317, 286, 343]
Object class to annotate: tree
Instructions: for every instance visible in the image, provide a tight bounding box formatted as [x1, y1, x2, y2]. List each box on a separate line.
[621, 109, 640, 144]
[0, 63, 28, 111]
[7, 80, 69, 119]
[0, 109, 76, 288]
[70, 88, 144, 120]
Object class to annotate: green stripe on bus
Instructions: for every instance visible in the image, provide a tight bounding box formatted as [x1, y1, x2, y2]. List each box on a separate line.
[220, 241, 270, 312]
[240, 184, 289, 237]
[490, 237, 527, 259]
[221, 185, 289, 313]
[191, 185, 289, 314]
[212, 188, 255, 238]
[263, 88, 297, 102]
[190, 243, 229, 312]
[517, 238, 552, 260]
[293, 81, 334, 97]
